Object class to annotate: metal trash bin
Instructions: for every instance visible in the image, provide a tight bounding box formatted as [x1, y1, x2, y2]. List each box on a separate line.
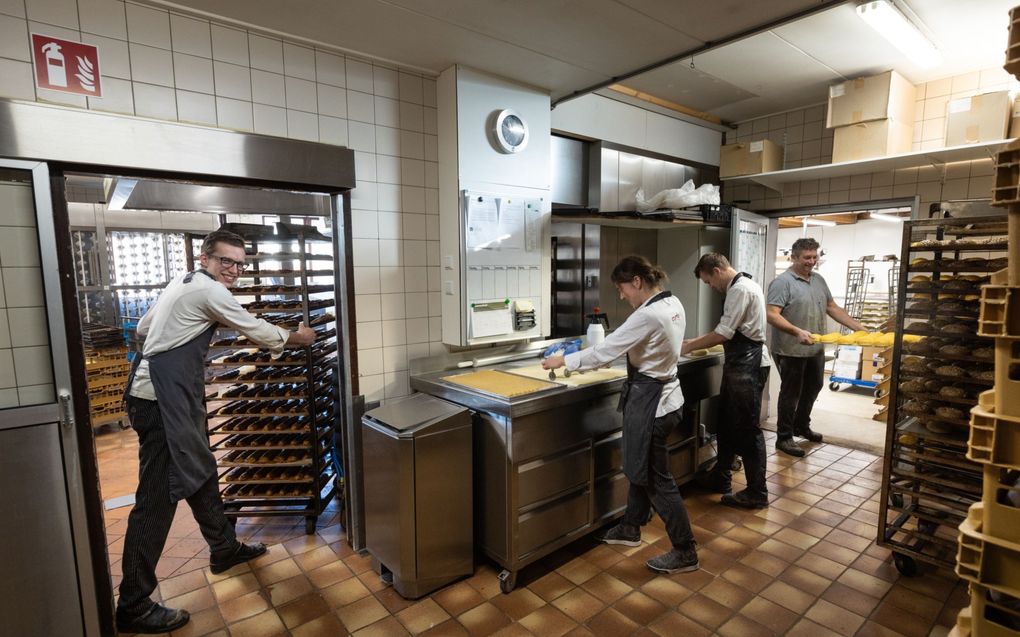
[362, 393, 473, 598]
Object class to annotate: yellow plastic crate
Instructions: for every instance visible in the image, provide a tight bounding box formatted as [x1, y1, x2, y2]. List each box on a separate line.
[969, 390, 1020, 470]
[957, 503, 1020, 598]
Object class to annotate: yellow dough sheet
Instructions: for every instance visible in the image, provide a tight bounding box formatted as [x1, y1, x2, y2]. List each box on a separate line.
[441, 369, 558, 397]
[504, 364, 627, 386]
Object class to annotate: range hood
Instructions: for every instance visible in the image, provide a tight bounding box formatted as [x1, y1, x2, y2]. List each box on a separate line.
[551, 136, 718, 213]
[105, 177, 331, 216]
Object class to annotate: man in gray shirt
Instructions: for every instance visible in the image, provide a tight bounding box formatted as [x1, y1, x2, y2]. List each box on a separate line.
[766, 238, 864, 457]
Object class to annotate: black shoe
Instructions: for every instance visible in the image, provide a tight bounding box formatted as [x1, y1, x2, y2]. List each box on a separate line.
[597, 523, 641, 547]
[116, 603, 190, 634]
[776, 438, 805, 457]
[694, 471, 732, 494]
[210, 541, 267, 574]
[646, 546, 699, 574]
[721, 489, 769, 509]
[797, 428, 823, 443]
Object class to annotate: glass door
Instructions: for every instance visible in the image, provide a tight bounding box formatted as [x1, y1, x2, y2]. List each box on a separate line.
[0, 160, 99, 637]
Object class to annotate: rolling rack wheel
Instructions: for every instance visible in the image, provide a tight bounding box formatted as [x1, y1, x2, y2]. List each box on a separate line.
[498, 569, 517, 594]
[889, 492, 904, 509]
[305, 517, 316, 535]
[829, 381, 840, 391]
[893, 552, 918, 576]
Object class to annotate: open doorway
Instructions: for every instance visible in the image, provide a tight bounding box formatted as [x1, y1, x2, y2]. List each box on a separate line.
[764, 200, 915, 454]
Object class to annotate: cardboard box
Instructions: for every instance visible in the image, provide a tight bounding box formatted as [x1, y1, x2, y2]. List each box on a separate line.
[832, 118, 913, 163]
[1009, 96, 1020, 138]
[832, 362, 861, 380]
[826, 70, 916, 128]
[861, 346, 888, 364]
[945, 91, 1011, 146]
[836, 345, 863, 361]
[719, 139, 783, 177]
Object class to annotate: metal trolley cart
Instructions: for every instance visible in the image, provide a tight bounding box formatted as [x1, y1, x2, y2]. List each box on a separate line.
[878, 213, 1008, 575]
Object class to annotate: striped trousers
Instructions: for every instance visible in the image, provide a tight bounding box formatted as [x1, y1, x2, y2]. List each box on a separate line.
[118, 397, 236, 616]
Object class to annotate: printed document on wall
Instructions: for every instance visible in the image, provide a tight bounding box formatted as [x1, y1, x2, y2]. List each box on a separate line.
[466, 195, 499, 250]
[498, 198, 525, 251]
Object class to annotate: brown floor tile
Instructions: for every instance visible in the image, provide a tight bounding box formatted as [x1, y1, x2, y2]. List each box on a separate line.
[488, 588, 545, 622]
[397, 598, 453, 634]
[490, 623, 535, 637]
[780, 565, 832, 597]
[255, 557, 302, 586]
[586, 605, 641, 635]
[647, 610, 712, 637]
[854, 619, 911, 637]
[810, 540, 862, 566]
[605, 557, 657, 589]
[167, 607, 225, 637]
[211, 572, 260, 603]
[738, 596, 801, 634]
[821, 581, 882, 617]
[759, 580, 816, 614]
[704, 535, 755, 560]
[337, 595, 390, 633]
[226, 609, 286, 637]
[265, 573, 315, 607]
[322, 576, 372, 608]
[563, 627, 594, 637]
[518, 605, 577, 637]
[720, 563, 774, 594]
[556, 556, 602, 586]
[805, 598, 866, 636]
[639, 576, 693, 607]
[722, 524, 768, 548]
[868, 599, 932, 637]
[700, 577, 754, 609]
[740, 549, 790, 577]
[353, 616, 411, 636]
[550, 586, 605, 623]
[612, 590, 667, 626]
[375, 586, 416, 614]
[159, 569, 209, 600]
[219, 589, 270, 624]
[466, 566, 503, 600]
[527, 571, 574, 603]
[716, 613, 777, 637]
[785, 617, 843, 636]
[795, 552, 847, 581]
[163, 584, 217, 615]
[419, 618, 471, 637]
[306, 559, 355, 589]
[677, 592, 732, 630]
[837, 568, 895, 599]
[456, 600, 510, 636]
[278, 593, 332, 629]
[580, 572, 631, 604]
[290, 612, 349, 637]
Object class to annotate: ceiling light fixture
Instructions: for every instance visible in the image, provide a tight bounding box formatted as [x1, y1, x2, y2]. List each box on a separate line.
[856, 0, 942, 69]
[870, 212, 906, 222]
[802, 217, 837, 227]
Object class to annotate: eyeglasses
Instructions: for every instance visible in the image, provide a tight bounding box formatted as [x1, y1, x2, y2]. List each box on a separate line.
[210, 254, 248, 273]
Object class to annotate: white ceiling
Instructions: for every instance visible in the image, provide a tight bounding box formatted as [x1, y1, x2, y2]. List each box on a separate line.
[157, 0, 1017, 124]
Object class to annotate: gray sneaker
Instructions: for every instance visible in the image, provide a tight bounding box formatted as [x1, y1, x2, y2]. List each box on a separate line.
[776, 438, 805, 457]
[646, 546, 699, 574]
[597, 523, 641, 547]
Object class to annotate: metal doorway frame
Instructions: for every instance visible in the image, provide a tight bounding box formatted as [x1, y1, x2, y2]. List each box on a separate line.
[0, 98, 358, 636]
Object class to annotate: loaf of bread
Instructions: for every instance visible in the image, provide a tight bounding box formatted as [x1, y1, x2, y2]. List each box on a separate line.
[938, 344, 970, 357]
[935, 406, 966, 421]
[973, 347, 994, 360]
[939, 385, 966, 398]
[935, 365, 966, 377]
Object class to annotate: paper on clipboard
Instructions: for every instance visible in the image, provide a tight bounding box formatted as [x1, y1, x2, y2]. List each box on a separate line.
[498, 198, 525, 250]
[469, 301, 512, 338]
[466, 195, 499, 250]
[525, 200, 542, 252]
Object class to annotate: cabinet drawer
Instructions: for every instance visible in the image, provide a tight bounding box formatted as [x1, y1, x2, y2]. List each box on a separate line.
[593, 431, 622, 479]
[668, 441, 696, 484]
[593, 471, 628, 521]
[666, 404, 697, 447]
[517, 488, 589, 557]
[517, 444, 591, 508]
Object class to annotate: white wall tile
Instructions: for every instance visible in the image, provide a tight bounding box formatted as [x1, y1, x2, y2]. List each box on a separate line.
[426, 241, 439, 266]
[317, 83, 346, 118]
[355, 293, 381, 322]
[346, 58, 372, 93]
[215, 96, 252, 131]
[283, 42, 314, 80]
[373, 65, 397, 98]
[424, 162, 438, 188]
[423, 106, 437, 135]
[0, 310, 9, 348]
[284, 75, 316, 112]
[401, 213, 425, 240]
[403, 240, 426, 266]
[353, 265, 380, 293]
[398, 71, 422, 104]
[248, 33, 282, 73]
[28, 19, 77, 42]
[169, 14, 210, 57]
[351, 210, 377, 239]
[400, 158, 424, 187]
[356, 320, 382, 349]
[378, 211, 401, 239]
[422, 78, 436, 108]
[82, 33, 130, 79]
[126, 2, 169, 48]
[399, 101, 422, 132]
[378, 183, 400, 212]
[0, 185, 35, 227]
[376, 155, 400, 184]
[129, 43, 173, 86]
[401, 186, 425, 213]
[12, 344, 52, 385]
[175, 89, 215, 124]
[383, 370, 408, 399]
[352, 237, 379, 267]
[360, 373, 384, 402]
[406, 317, 428, 344]
[253, 103, 286, 136]
[0, 350, 14, 388]
[424, 134, 438, 161]
[17, 383, 53, 405]
[315, 50, 344, 87]
[27, 0, 78, 29]
[406, 343, 429, 363]
[376, 126, 399, 155]
[428, 267, 441, 292]
[380, 292, 405, 320]
[133, 82, 175, 120]
[399, 130, 424, 159]
[382, 345, 406, 372]
[0, 14, 30, 61]
[0, 0, 25, 17]
[286, 109, 317, 141]
[210, 24, 247, 65]
[213, 60, 251, 100]
[78, 0, 126, 39]
[354, 151, 376, 182]
[404, 266, 427, 292]
[173, 52, 213, 93]
[379, 266, 403, 293]
[374, 96, 398, 127]
[381, 318, 405, 346]
[350, 180, 377, 209]
[318, 115, 348, 146]
[90, 75, 132, 113]
[250, 69, 284, 106]
[7, 306, 47, 347]
[429, 317, 442, 341]
[347, 89, 374, 123]
[425, 188, 439, 214]
[347, 120, 376, 152]
[378, 239, 401, 266]
[404, 291, 428, 318]
[0, 58, 36, 100]
[358, 347, 383, 375]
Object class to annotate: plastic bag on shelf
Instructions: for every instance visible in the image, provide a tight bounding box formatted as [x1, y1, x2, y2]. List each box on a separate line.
[635, 180, 720, 213]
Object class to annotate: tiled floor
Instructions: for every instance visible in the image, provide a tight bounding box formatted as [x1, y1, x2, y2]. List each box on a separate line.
[98, 429, 969, 637]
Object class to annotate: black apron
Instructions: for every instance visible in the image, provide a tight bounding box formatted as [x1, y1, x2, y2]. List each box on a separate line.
[721, 273, 765, 427]
[617, 290, 675, 487]
[124, 270, 221, 502]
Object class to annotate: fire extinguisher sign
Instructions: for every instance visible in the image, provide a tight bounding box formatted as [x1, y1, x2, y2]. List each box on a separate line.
[30, 34, 102, 97]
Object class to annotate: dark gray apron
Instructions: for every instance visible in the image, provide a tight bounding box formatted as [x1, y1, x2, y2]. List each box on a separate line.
[616, 290, 675, 487]
[124, 270, 220, 502]
[722, 273, 764, 385]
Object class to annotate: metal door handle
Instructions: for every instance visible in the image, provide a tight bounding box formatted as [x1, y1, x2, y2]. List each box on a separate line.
[59, 392, 74, 430]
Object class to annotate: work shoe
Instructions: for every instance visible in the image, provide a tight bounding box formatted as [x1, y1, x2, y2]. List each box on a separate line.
[776, 438, 805, 457]
[116, 603, 190, 634]
[646, 546, 699, 574]
[721, 489, 769, 509]
[694, 471, 732, 494]
[797, 428, 824, 443]
[597, 523, 641, 547]
[210, 541, 267, 574]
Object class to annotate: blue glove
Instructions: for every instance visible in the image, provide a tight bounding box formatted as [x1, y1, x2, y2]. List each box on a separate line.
[542, 339, 581, 358]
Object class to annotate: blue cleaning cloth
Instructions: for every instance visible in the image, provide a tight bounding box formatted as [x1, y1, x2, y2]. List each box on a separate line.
[542, 339, 581, 358]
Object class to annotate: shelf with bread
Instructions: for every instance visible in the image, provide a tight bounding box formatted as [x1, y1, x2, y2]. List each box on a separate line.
[878, 213, 1007, 573]
[83, 325, 132, 429]
[203, 225, 341, 534]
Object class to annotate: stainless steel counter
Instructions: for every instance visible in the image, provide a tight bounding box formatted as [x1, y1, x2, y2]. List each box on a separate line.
[409, 346, 723, 593]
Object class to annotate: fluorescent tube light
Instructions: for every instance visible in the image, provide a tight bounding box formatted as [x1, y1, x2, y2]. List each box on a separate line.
[857, 0, 942, 69]
[871, 212, 906, 222]
[802, 217, 837, 227]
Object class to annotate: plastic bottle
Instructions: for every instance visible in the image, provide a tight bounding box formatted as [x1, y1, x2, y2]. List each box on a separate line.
[586, 307, 605, 348]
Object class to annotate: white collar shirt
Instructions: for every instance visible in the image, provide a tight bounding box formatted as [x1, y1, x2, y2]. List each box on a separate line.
[715, 275, 772, 367]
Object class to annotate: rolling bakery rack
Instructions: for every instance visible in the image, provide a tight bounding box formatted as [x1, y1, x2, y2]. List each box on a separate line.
[203, 224, 341, 534]
[878, 214, 1008, 576]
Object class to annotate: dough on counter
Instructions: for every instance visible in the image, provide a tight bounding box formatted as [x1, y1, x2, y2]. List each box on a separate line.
[689, 349, 709, 357]
[442, 370, 557, 397]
